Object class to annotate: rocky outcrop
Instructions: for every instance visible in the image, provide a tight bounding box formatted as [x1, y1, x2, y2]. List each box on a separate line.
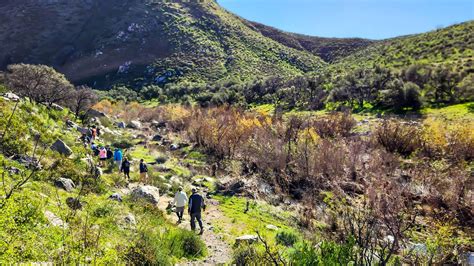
[44, 210, 68, 228]
[235, 235, 258, 244]
[128, 120, 142, 129]
[50, 139, 73, 156]
[131, 185, 160, 205]
[54, 177, 75, 192]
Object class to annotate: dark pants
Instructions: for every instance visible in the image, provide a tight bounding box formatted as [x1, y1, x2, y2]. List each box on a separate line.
[190, 212, 203, 231]
[176, 207, 184, 221]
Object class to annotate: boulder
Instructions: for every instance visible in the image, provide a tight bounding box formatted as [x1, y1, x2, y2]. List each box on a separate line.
[116, 121, 126, 129]
[131, 185, 160, 205]
[266, 224, 279, 231]
[2, 92, 20, 101]
[128, 120, 142, 129]
[152, 134, 163, 141]
[66, 197, 82, 210]
[151, 120, 166, 128]
[44, 210, 68, 228]
[124, 213, 137, 226]
[54, 177, 75, 192]
[170, 143, 180, 151]
[50, 139, 73, 156]
[235, 235, 258, 244]
[109, 193, 123, 202]
[86, 109, 107, 118]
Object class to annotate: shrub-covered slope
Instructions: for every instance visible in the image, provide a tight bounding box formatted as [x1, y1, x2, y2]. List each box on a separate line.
[0, 0, 325, 88]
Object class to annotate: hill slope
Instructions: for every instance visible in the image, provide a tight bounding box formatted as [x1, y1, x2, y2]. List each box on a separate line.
[334, 21, 474, 70]
[0, 0, 325, 88]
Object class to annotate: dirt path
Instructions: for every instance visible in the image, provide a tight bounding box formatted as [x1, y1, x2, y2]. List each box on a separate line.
[158, 195, 233, 265]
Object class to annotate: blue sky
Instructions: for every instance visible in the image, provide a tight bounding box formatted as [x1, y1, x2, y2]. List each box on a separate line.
[218, 0, 474, 39]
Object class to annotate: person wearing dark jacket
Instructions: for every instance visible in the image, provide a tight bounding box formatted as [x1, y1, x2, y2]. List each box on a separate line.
[139, 159, 148, 183]
[121, 158, 131, 181]
[188, 188, 206, 235]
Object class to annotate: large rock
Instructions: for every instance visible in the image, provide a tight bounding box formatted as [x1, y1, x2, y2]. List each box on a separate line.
[109, 193, 123, 202]
[170, 143, 180, 151]
[2, 92, 20, 101]
[66, 197, 82, 210]
[50, 139, 73, 156]
[131, 185, 160, 205]
[124, 213, 137, 226]
[235, 235, 258, 244]
[54, 177, 75, 192]
[116, 121, 126, 129]
[152, 134, 163, 141]
[44, 210, 68, 228]
[128, 120, 142, 129]
[86, 109, 107, 118]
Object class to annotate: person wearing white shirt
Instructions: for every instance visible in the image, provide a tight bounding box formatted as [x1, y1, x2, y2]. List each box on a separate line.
[173, 186, 188, 223]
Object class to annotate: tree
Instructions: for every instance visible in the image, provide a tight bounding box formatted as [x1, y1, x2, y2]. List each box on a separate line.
[429, 66, 462, 103]
[68, 86, 98, 119]
[5, 64, 74, 106]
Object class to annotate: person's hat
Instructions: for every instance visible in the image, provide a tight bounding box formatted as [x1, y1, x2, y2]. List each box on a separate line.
[191, 188, 197, 193]
[178, 186, 183, 191]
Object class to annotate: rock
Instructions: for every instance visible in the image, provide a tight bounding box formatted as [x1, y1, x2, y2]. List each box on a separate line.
[66, 120, 78, 128]
[12, 154, 41, 169]
[235, 235, 258, 244]
[151, 120, 166, 128]
[161, 138, 172, 146]
[66, 197, 82, 210]
[50, 139, 73, 156]
[2, 92, 20, 101]
[170, 143, 180, 151]
[131, 185, 160, 205]
[50, 103, 64, 111]
[152, 134, 163, 141]
[109, 193, 123, 202]
[124, 213, 137, 226]
[86, 109, 107, 118]
[54, 177, 75, 192]
[44, 210, 68, 228]
[340, 181, 364, 195]
[266, 224, 279, 231]
[128, 120, 142, 129]
[7, 166, 21, 175]
[224, 180, 246, 196]
[116, 121, 126, 128]
[77, 126, 89, 135]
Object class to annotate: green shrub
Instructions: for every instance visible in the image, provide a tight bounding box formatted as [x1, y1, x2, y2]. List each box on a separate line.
[275, 230, 299, 247]
[167, 229, 207, 259]
[232, 244, 261, 266]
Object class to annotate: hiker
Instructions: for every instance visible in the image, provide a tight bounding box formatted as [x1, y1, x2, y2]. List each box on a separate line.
[91, 125, 97, 141]
[172, 186, 188, 223]
[121, 158, 131, 181]
[99, 146, 107, 167]
[188, 188, 206, 235]
[91, 142, 99, 156]
[139, 159, 148, 183]
[114, 148, 123, 171]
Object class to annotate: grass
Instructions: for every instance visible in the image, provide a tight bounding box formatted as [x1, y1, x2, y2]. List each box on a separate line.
[421, 102, 474, 121]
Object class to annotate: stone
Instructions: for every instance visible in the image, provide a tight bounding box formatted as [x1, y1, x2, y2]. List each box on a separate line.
[131, 185, 160, 205]
[124, 213, 137, 226]
[66, 120, 78, 128]
[77, 126, 89, 135]
[50, 103, 64, 111]
[44, 210, 68, 228]
[340, 181, 364, 195]
[170, 143, 180, 151]
[54, 177, 75, 192]
[266, 224, 279, 231]
[66, 197, 82, 210]
[12, 154, 41, 169]
[128, 120, 142, 129]
[2, 92, 20, 101]
[50, 139, 73, 156]
[152, 134, 163, 141]
[86, 109, 107, 118]
[116, 121, 126, 129]
[235, 235, 258, 244]
[109, 193, 123, 202]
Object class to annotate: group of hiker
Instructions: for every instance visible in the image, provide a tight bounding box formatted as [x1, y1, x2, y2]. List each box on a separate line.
[173, 187, 206, 235]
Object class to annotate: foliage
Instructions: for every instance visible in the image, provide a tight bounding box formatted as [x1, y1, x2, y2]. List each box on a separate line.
[275, 229, 299, 247]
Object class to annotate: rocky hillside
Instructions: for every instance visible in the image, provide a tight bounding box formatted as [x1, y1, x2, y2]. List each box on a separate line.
[245, 21, 375, 62]
[0, 0, 325, 88]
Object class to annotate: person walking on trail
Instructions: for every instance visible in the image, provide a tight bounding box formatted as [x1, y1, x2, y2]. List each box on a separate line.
[99, 146, 107, 167]
[121, 158, 131, 181]
[188, 188, 206, 235]
[173, 186, 188, 224]
[139, 159, 148, 183]
[91, 126, 97, 141]
[114, 148, 123, 171]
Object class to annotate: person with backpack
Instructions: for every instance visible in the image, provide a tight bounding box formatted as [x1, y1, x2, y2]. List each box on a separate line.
[114, 148, 123, 171]
[172, 186, 188, 224]
[121, 158, 131, 181]
[99, 146, 107, 167]
[139, 159, 148, 183]
[188, 188, 206, 235]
